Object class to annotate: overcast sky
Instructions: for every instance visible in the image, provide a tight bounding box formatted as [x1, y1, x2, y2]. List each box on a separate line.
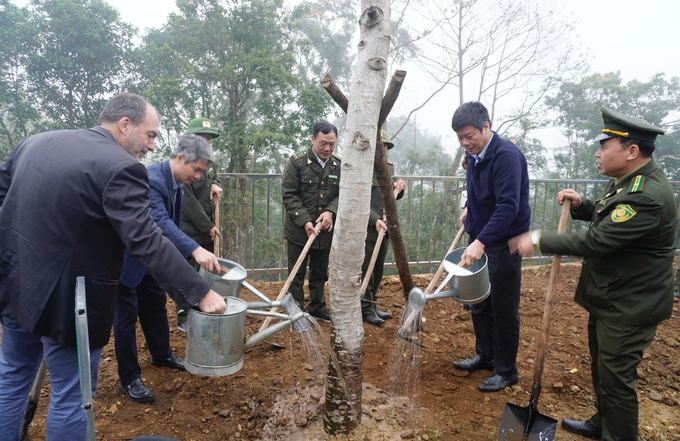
[108, 0, 680, 151]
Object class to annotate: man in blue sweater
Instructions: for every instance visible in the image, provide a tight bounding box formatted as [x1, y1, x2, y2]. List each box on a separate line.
[452, 102, 531, 392]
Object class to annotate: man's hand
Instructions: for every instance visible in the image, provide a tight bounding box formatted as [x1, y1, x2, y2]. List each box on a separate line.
[316, 211, 334, 232]
[191, 247, 220, 273]
[459, 207, 467, 227]
[375, 219, 387, 233]
[460, 239, 484, 267]
[210, 184, 223, 201]
[393, 179, 406, 194]
[209, 226, 221, 240]
[198, 290, 226, 314]
[557, 189, 581, 209]
[509, 232, 535, 257]
[304, 222, 317, 237]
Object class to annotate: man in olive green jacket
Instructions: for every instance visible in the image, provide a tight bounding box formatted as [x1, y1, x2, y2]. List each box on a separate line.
[511, 107, 676, 441]
[282, 122, 340, 322]
[361, 130, 406, 326]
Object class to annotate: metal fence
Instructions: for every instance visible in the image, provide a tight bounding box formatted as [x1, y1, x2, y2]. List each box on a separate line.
[215, 174, 680, 279]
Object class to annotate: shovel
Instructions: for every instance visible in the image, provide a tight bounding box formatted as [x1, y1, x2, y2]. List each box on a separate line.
[497, 200, 571, 441]
[259, 222, 322, 332]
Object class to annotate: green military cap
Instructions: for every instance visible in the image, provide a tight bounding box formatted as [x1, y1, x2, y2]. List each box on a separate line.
[593, 107, 665, 143]
[185, 117, 220, 139]
[381, 129, 394, 150]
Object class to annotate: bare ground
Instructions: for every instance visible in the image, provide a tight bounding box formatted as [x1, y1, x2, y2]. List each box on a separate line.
[22, 262, 680, 441]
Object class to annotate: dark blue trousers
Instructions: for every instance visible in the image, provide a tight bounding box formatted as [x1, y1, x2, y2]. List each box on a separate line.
[114, 273, 173, 386]
[470, 240, 521, 377]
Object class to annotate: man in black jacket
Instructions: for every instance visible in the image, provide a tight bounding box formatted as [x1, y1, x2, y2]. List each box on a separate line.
[0, 93, 225, 440]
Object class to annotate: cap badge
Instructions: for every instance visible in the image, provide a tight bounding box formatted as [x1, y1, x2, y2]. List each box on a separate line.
[202, 120, 211, 128]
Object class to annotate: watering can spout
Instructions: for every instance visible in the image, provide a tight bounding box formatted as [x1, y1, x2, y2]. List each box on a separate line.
[243, 311, 305, 351]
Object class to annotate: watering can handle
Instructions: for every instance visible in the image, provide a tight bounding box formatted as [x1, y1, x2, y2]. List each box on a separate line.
[425, 225, 465, 294]
[259, 222, 322, 332]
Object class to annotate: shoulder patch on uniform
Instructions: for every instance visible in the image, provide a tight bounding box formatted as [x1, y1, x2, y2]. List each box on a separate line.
[611, 204, 636, 223]
[292, 150, 307, 160]
[627, 175, 645, 193]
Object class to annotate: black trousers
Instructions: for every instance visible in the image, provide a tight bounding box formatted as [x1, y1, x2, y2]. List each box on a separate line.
[287, 241, 329, 315]
[469, 240, 521, 377]
[114, 273, 173, 386]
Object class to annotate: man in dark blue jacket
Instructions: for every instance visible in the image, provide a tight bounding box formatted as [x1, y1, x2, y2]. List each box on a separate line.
[452, 101, 531, 392]
[114, 134, 220, 403]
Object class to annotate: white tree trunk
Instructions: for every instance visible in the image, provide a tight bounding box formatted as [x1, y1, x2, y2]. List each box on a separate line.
[323, 0, 391, 435]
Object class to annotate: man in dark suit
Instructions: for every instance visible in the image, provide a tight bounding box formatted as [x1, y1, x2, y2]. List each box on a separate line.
[115, 134, 220, 402]
[0, 93, 225, 440]
[511, 108, 676, 441]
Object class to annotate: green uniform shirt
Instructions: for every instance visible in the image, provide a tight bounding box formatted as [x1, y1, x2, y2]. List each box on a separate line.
[282, 147, 341, 248]
[180, 166, 220, 245]
[540, 159, 677, 326]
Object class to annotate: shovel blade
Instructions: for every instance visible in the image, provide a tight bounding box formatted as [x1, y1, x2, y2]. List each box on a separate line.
[497, 403, 557, 441]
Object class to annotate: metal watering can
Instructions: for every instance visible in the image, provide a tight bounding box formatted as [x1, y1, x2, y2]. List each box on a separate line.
[186, 265, 309, 377]
[398, 247, 490, 336]
[426, 247, 490, 304]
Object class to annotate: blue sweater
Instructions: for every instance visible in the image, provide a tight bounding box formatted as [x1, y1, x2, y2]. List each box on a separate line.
[464, 132, 531, 246]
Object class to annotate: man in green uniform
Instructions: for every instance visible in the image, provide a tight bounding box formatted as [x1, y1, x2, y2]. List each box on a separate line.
[281, 122, 340, 322]
[177, 117, 222, 331]
[510, 107, 677, 441]
[361, 130, 406, 326]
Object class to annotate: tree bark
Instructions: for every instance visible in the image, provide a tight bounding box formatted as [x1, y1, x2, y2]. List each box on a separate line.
[323, 1, 391, 435]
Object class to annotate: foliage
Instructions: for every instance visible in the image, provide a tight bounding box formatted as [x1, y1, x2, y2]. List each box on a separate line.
[385, 116, 454, 176]
[0, 0, 39, 157]
[545, 72, 680, 180]
[133, 0, 331, 174]
[26, 0, 134, 130]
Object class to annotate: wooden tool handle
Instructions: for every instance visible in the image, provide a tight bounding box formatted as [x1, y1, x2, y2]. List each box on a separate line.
[531, 200, 571, 403]
[259, 222, 323, 332]
[424, 225, 465, 294]
[360, 227, 387, 296]
[213, 197, 221, 258]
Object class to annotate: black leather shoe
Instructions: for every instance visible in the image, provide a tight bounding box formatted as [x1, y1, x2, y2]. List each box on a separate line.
[363, 313, 385, 326]
[376, 309, 392, 320]
[119, 378, 155, 403]
[561, 419, 601, 439]
[151, 353, 186, 371]
[477, 373, 519, 392]
[309, 309, 331, 323]
[453, 354, 495, 372]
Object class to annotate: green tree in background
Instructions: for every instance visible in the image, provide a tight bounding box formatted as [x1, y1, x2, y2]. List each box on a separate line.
[26, 0, 134, 130]
[0, 0, 39, 160]
[546, 72, 680, 180]
[133, 0, 331, 174]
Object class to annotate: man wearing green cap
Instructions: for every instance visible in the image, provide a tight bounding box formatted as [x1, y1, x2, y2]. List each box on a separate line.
[361, 130, 406, 326]
[510, 107, 677, 441]
[177, 117, 223, 331]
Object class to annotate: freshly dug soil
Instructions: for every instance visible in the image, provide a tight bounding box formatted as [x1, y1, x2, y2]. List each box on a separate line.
[22, 263, 680, 440]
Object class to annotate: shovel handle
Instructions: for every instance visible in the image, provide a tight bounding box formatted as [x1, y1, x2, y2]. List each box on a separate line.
[359, 227, 387, 295]
[213, 197, 221, 258]
[424, 225, 465, 294]
[259, 222, 322, 332]
[531, 200, 571, 403]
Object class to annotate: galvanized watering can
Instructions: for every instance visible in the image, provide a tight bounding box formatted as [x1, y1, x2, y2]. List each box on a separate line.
[398, 247, 490, 337]
[426, 247, 490, 304]
[186, 263, 309, 377]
